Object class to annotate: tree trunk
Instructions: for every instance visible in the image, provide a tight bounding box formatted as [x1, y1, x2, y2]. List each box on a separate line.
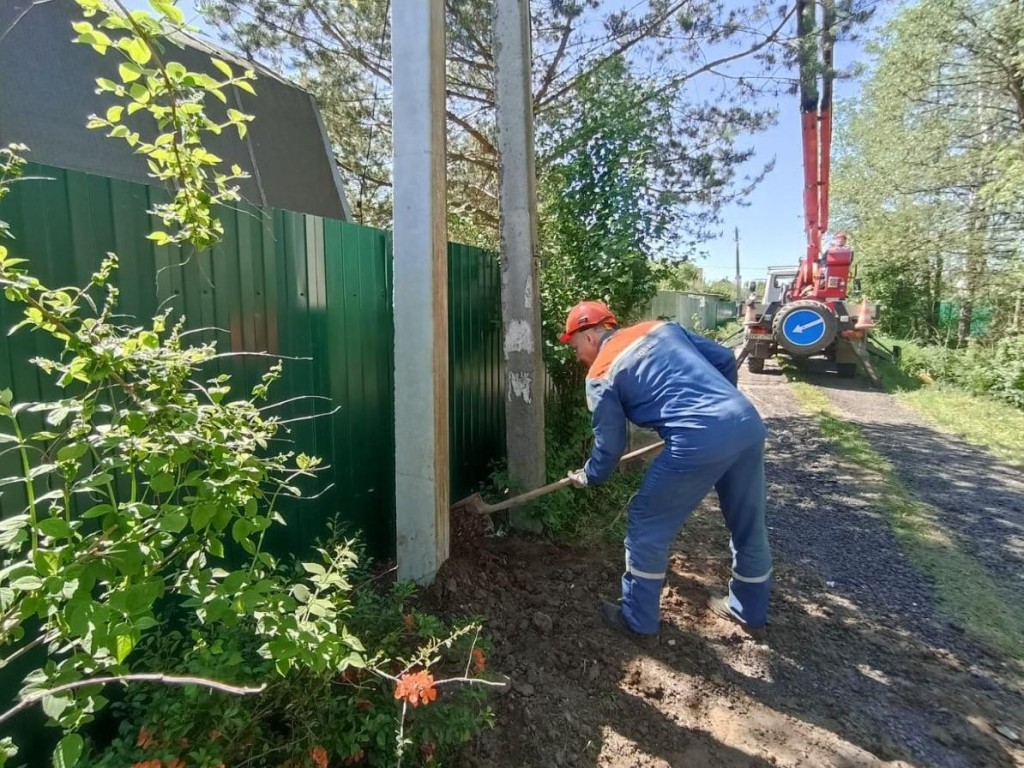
[957, 200, 987, 347]
[930, 254, 943, 340]
[957, 300, 973, 347]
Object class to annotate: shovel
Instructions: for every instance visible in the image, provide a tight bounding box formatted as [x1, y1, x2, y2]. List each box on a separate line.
[451, 440, 665, 516]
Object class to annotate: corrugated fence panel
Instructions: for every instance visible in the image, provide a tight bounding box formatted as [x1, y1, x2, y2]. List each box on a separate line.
[323, 218, 395, 558]
[1, 164, 506, 558]
[0, 166, 366, 557]
[448, 242, 505, 502]
[648, 291, 736, 331]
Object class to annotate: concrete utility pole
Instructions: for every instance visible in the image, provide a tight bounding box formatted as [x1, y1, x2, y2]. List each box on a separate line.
[392, 0, 449, 583]
[494, 0, 545, 523]
[734, 226, 742, 303]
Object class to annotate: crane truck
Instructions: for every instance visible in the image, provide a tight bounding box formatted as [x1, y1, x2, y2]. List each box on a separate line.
[736, 0, 879, 384]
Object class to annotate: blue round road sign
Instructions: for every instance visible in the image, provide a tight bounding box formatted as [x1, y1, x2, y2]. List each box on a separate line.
[780, 308, 828, 348]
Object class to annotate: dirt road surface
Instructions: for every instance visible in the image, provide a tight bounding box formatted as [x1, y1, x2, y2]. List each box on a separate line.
[434, 360, 1024, 768]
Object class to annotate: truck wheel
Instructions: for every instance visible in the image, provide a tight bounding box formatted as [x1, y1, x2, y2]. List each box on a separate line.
[748, 357, 765, 374]
[837, 362, 856, 378]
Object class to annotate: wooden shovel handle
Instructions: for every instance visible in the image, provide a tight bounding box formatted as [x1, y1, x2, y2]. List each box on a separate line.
[481, 440, 665, 514]
[617, 440, 666, 465]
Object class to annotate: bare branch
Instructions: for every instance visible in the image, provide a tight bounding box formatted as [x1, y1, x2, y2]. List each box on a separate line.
[0, 673, 266, 727]
[535, 0, 692, 112]
[535, 12, 575, 105]
[446, 110, 497, 157]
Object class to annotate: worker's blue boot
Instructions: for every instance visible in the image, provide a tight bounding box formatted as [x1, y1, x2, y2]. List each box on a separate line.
[599, 601, 658, 648]
[708, 594, 767, 641]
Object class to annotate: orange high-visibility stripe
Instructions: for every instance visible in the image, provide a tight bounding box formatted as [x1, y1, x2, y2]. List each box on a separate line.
[587, 321, 665, 381]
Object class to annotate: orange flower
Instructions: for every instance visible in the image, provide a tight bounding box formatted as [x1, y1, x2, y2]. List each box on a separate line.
[131, 761, 160, 768]
[167, 759, 185, 768]
[208, 729, 221, 742]
[136, 727, 155, 749]
[355, 698, 372, 712]
[403, 614, 416, 632]
[342, 751, 364, 766]
[310, 745, 329, 768]
[471, 648, 486, 674]
[393, 671, 438, 707]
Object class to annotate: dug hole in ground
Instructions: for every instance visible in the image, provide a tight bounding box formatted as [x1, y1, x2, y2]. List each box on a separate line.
[423, 361, 1024, 768]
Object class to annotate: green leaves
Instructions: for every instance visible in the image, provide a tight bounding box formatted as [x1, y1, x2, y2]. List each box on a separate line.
[10, 574, 43, 591]
[70, 0, 257, 252]
[52, 734, 83, 768]
[832, 0, 1024, 343]
[118, 62, 144, 83]
[37, 518, 72, 539]
[211, 58, 233, 78]
[57, 443, 89, 463]
[0, 247, 332, 757]
[148, 0, 185, 25]
[122, 37, 152, 66]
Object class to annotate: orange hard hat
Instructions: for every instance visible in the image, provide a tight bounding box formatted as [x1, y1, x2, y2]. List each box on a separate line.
[559, 300, 617, 342]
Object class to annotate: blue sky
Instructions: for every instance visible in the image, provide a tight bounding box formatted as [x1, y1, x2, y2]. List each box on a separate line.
[124, 0, 887, 286]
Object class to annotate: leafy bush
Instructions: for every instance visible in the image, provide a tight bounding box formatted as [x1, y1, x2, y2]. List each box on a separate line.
[82, 540, 494, 768]
[703, 320, 743, 345]
[527, 390, 641, 542]
[885, 334, 1024, 409]
[0, 158, 495, 767]
[1, 5, 497, 764]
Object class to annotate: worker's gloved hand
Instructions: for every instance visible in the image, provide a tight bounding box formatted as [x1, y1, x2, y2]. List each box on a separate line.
[567, 469, 588, 488]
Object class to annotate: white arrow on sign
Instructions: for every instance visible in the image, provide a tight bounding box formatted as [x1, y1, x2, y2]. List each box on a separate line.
[793, 316, 825, 334]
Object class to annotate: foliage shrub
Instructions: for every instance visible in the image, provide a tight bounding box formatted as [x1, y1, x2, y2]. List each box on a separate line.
[2, 3, 497, 765]
[0, 248, 494, 767]
[83, 540, 493, 768]
[530, 391, 640, 542]
[885, 334, 1024, 409]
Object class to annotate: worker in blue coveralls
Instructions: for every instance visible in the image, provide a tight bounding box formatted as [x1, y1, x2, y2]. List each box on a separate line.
[560, 300, 772, 644]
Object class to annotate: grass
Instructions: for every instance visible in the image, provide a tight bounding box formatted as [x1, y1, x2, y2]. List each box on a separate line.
[896, 388, 1024, 469]
[787, 376, 1024, 664]
[871, 338, 1024, 468]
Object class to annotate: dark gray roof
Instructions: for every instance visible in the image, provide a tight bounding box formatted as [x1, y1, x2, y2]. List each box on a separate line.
[0, 0, 350, 220]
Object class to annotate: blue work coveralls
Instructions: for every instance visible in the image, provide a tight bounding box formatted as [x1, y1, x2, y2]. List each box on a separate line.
[583, 320, 771, 634]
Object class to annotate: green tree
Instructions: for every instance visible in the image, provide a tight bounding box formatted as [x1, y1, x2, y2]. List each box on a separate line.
[538, 56, 674, 391]
[658, 261, 703, 292]
[700, 279, 738, 301]
[832, 0, 1024, 343]
[195, 0, 875, 244]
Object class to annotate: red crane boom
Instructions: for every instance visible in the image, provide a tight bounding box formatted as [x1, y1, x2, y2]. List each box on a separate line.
[793, 0, 847, 302]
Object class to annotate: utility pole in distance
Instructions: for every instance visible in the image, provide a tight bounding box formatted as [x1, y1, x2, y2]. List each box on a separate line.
[494, 0, 545, 529]
[734, 226, 743, 304]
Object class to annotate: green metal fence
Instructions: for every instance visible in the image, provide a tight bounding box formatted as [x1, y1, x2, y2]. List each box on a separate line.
[0, 164, 505, 560]
[648, 290, 737, 331]
[448, 242, 506, 501]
